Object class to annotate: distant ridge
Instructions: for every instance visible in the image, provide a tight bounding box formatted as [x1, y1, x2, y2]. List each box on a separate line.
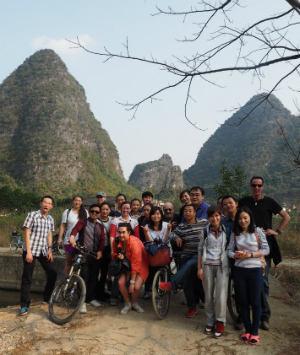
[183, 94, 300, 203]
[0, 49, 140, 197]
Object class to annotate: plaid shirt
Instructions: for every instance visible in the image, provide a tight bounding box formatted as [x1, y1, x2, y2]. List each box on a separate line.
[22, 210, 55, 257]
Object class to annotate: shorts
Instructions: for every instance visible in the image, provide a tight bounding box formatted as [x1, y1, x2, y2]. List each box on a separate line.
[64, 244, 77, 256]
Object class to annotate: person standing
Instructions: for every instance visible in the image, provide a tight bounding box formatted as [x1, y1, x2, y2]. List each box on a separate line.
[20, 196, 57, 316]
[182, 186, 210, 223]
[96, 191, 107, 205]
[238, 176, 290, 330]
[163, 202, 181, 231]
[179, 189, 191, 222]
[111, 193, 126, 218]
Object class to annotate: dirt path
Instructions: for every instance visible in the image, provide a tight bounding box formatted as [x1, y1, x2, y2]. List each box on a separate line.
[1, 274, 300, 355]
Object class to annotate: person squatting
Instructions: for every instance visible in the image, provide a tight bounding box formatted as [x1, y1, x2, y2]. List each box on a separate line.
[19, 178, 290, 345]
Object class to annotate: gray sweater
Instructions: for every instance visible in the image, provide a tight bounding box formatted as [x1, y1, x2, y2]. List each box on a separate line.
[227, 227, 269, 268]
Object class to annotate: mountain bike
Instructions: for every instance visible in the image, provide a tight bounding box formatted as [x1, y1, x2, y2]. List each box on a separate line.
[52, 233, 64, 255]
[10, 231, 24, 251]
[49, 243, 97, 325]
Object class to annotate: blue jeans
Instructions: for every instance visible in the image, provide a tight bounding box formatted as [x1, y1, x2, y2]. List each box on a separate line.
[169, 254, 199, 309]
[233, 266, 264, 334]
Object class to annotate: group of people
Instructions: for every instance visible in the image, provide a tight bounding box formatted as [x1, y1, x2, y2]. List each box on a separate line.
[19, 176, 290, 345]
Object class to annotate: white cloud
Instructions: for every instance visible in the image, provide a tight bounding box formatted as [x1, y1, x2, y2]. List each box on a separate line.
[31, 34, 96, 55]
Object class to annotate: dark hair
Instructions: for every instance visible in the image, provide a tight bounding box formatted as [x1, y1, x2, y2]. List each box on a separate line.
[118, 222, 132, 233]
[121, 201, 131, 208]
[100, 201, 111, 210]
[207, 206, 222, 218]
[116, 193, 126, 201]
[233, 206, 255, 236]
[142, 191, 153, 199]
[143, 202, 153, 210]
[130, 198, 141, 206]
[179, 189, 190, 200]
[190, 186, 205, 196]
[72, 195, 87, 220]
[89, 203, 100, 211]
[250, 176, 264, 184]
[40, 195, 54, 204]
[148, 206, 163, 231]
[221, 195, 238, 206]
[217, 196, 223, 204]
[183, 204, 196, 212]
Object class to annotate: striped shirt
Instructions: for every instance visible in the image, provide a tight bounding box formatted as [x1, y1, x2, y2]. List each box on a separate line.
[169, 218, 209, 258]
[22, 210, 55, 257]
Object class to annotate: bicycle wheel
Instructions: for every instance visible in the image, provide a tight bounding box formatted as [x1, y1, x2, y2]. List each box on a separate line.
[152, 268, 171, 320]
[10, 237, 19, 251]
[49, 274, 86, 325]
[57, 242, 64, 255]
[51, 235, 59, 255]
[227, 271, 238, 322]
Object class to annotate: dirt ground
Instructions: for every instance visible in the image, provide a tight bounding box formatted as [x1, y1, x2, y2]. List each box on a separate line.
[1, 273, 300, 355]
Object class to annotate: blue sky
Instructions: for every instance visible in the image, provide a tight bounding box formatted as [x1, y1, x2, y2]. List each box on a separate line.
[0, 0, 298, 179]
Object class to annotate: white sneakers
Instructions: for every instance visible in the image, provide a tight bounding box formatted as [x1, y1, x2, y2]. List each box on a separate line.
[120, 302, 145, 315]
[88, 300, 102, 308]
[79, 303, 87, 314]
[132, 302, 145, 313]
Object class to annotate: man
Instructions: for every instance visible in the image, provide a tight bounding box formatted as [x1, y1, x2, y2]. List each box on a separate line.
[163, 202, 181, 231]
[70, 203, 105, 313]
[96, 191, 106, 205]
[139, 191, 154, 212]
[20, 196, 57, 316]
[221, 195, 244, 330]
[182, 186, 210, 222]
[111, 193, 126, 218]
[160, 204, 209, 317]
[239, 176, 290, 330]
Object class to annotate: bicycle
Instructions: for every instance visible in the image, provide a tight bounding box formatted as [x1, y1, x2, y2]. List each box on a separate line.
[52, 233, 64, 255]
[10, 231, 24, 251]
[48, 243, 97, 325]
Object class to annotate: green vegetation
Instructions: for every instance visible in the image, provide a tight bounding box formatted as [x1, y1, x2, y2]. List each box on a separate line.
[183, 94, 300, 204]
[213, 159, 251, 199]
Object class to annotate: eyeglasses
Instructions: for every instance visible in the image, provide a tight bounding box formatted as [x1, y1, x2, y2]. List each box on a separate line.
[251, 184, 263, 188]
[90, 210, 100, 214]
[164, 209, 172, 212]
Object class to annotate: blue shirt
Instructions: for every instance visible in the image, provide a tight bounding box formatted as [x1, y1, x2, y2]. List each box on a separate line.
[221, 216, 235, 232]
[181, 201, 210, 223]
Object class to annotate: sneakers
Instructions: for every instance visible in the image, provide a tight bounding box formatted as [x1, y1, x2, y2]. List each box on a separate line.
[205, 325, 213, 335]
[186, 307, 198, 318]
[159, 282, 172, 291]
[143, 292, 151, 300]
[132, 302, 145, 313]
[88, 300, 101, 308]
[261, 320, 270, 331]
[214, 322, 225, 338]
[42, 300, 49, 304]
[235, 318, 244, 331]
[20, 307, 29, 316]
[79, 303, 87, 314]
[110, 299, 118, 306]
[120, 302, 132, 315]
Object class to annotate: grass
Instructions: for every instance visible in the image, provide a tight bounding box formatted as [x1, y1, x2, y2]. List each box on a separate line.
[0, 206, 68, 247]
[271, 266, 300, 305]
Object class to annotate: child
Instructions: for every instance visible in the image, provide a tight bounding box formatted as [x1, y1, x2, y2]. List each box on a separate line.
[198, 205, 230, 338]
[130, 198, 142, 220]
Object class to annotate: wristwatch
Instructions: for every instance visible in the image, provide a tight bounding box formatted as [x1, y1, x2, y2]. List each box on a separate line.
[276, 229, 281, 235]
[130, 280, 136, 284]
[250, 252, 253, 258]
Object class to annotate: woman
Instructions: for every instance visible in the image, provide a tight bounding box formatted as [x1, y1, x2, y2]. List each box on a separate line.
[58, 195, 88, 275]
[112, 223, 149, 315]
[138, 202, 152, 243]
[141, 206, 172, 300]
[227, 206, 269, 345]
[95, 201, 113, 301]
[198, 206, 230, 338]
[130, 198, 142, 220]
[179, 189, 191, 222]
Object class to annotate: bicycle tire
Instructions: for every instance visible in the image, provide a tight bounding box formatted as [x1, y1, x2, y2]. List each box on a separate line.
[49, 274, 86, 325]
[57, 242, 64, 255]
[51, 235, 59, 255]
[10, 237, 19, 251]
[152, 268, 171, 320]
[227, 271, 238, 322]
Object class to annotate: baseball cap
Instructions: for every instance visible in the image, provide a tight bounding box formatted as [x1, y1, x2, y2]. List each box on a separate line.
[96, 191, 106, 197]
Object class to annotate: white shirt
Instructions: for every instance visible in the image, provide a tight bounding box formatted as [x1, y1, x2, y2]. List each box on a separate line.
[62, 209, 89, 245]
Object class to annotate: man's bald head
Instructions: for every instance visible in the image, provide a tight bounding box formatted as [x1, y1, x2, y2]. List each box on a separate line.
[163, 202, 174, 218]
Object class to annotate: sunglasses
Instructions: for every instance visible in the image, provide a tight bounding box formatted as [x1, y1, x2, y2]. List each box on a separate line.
[251, 184, 263, 188]
[164, 209, 172, 212]
[90, 210, 100, 214]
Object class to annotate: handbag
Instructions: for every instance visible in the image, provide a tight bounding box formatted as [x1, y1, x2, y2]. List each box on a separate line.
[108, 237, 131, 277]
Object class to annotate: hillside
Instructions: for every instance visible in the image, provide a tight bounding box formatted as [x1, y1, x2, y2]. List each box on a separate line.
[183, 94, 300, 203]
[0, 49, 140, 198]
[128, 154, 184, 201]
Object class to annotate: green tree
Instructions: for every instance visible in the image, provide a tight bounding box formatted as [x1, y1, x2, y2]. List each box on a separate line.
[214, 159, 251, 199]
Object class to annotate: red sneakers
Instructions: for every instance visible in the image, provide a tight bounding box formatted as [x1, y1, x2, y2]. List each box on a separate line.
[186, 307, 198, 318]
[159, 282, 172, 290]
[214, 322, 225, 338]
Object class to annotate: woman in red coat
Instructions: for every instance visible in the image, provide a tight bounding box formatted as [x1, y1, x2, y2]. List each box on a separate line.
[112, 223, 149, 315]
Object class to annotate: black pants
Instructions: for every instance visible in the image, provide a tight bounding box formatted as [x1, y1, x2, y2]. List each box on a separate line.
[20, 251, 57, 308]
[95, 246, 111, 299]
[145, 265, 160, 292]
[81, 258, 101, 303]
